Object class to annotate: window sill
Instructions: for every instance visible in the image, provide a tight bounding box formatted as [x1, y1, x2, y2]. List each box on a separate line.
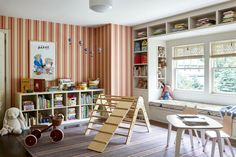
[173, 89, 204, 93]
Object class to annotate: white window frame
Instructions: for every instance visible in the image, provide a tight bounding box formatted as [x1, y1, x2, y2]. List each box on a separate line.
[172, 43, 205, 91]
[210, 39, 236, 94]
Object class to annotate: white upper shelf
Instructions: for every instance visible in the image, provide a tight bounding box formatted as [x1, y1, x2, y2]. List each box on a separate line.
[150, 22, 236, 41]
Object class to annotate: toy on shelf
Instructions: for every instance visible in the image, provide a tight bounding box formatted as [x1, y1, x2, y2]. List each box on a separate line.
[21, 78, 33, 93]
[54, 94, 64, 107]
[79, 82, 88, 90]
[58, 79, 75, 91]
[88, 78, 99, 89]
[24, 114, 64, 147]
[136, 78, 147, 89]
[68, 93, 77, 106]
[141, 40, 148, 51]
[160, 81, 173, 100]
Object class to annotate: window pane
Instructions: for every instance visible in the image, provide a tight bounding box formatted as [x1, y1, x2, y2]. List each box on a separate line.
[213, 57, 236, 68]
[176, 58, 204, 68]
[176, 69, 204, 90]
[213, 68, 236, 93]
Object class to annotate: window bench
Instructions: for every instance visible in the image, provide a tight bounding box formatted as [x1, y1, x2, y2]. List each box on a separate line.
[149, 100, 236, 139]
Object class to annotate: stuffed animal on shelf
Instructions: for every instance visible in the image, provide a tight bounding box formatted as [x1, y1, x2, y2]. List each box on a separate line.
[0, 107, 28, 136]
[160, 81, 173, 100]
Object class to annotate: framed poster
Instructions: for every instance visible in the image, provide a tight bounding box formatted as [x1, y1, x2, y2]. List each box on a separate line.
[30, 41, 56, 81]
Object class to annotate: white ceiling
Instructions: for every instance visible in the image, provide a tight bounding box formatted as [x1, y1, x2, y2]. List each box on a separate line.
[0, 0, 229, 26]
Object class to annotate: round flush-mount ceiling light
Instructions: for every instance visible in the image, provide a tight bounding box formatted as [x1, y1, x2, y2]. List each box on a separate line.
[89, 0, 113, 13]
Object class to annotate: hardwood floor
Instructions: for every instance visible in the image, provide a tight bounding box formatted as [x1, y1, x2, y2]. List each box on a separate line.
[0, 133, 32, 157]
[0, 121, 235, 157]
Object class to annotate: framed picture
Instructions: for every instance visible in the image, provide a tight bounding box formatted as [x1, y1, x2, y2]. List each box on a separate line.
[30, 41, 56, 81]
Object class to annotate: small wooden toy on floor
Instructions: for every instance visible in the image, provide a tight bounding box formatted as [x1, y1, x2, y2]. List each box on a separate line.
[24, 114, 64, 147]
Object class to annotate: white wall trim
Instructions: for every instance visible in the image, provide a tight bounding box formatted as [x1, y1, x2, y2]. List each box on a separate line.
[0, 29, 10, 109]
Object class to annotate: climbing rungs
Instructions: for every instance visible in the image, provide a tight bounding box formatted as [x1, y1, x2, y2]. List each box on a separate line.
[135, 123, 147, 127]
[98, 97, 135, 102]
[95, 104, 116, 108]
[123, 118, 132, 122]
[88, 141, 107, 153]
[112, 109, 129, 116]
[91, 115, 108, 119]
[116, 107, 131, 110]
[93, 110, 112, 113]
[94, 132, 113, 143]
[136, 119, 147, 123]
[118, 126, 130, 130]
[110, 115, 124, 118]
[115, 132, 128, 137]
[88, 127, 113, 135]
[100, 124, 118, 134]
[87, 95, 150, 153]
[105, 122, 119, 126]
[89, 121, 104, 125]
[87, 127, 100, 132]
[93, 139, 107, 144]
[106, 116, 124, 125]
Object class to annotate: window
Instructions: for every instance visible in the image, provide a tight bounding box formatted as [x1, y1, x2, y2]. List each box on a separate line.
[173, 44, 204, 91]
[211, 40, 236, 93]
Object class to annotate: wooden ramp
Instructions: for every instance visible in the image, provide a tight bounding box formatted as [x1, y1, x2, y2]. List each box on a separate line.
[88, 101, 134, 152]
[86, 95, 151, 153]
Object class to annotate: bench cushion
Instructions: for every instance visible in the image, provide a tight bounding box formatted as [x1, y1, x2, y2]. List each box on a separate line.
[149, 100, 223, 117]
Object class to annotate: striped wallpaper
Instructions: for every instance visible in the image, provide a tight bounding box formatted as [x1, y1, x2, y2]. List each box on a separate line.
[111, 24, 133, 96]
[0, 16, 132, 105]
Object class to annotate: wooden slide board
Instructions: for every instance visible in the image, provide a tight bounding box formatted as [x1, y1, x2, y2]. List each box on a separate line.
[88, 101, 133, 152]
[86, 95, 151, 153]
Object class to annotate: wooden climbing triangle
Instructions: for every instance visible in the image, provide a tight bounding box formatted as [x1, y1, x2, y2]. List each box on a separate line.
[85, 94, 151, 153]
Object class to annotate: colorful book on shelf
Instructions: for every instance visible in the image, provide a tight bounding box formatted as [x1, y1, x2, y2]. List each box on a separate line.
[81, 105, 90, 118]
[23, 101, 34, 110]
[38, 96, 52, 109]
[23, 113, 36, 127]
[81, 94, 92, 104]
[54, 94, 63, 101]
[54, 103, 64, 107]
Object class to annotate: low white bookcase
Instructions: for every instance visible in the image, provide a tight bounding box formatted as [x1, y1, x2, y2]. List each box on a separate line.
[16, 89, 104, 127]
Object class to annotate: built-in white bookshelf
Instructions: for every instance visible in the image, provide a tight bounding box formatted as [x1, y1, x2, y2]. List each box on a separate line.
[16, 89, 104, 127]
[133, 28, 148, 90]
[134, 3, 236, 39]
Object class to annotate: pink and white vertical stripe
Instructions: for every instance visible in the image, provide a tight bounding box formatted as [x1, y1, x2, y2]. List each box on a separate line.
[0, 16, 132, 105]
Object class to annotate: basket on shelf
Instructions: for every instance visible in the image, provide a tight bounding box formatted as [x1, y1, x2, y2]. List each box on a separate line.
[51, 114, 64, 126]
[89, 78, 99, 89]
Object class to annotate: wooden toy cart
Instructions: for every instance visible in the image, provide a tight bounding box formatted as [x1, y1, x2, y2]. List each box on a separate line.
[24, 114, 64, 147]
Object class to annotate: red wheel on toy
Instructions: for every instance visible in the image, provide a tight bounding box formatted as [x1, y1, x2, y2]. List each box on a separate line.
[24, 134, 37, 147]
[50, 129, 64, 142]
[31, 129, 41, 139]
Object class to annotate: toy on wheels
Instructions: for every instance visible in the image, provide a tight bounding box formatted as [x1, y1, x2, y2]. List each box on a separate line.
[24, 114, 64, 147]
